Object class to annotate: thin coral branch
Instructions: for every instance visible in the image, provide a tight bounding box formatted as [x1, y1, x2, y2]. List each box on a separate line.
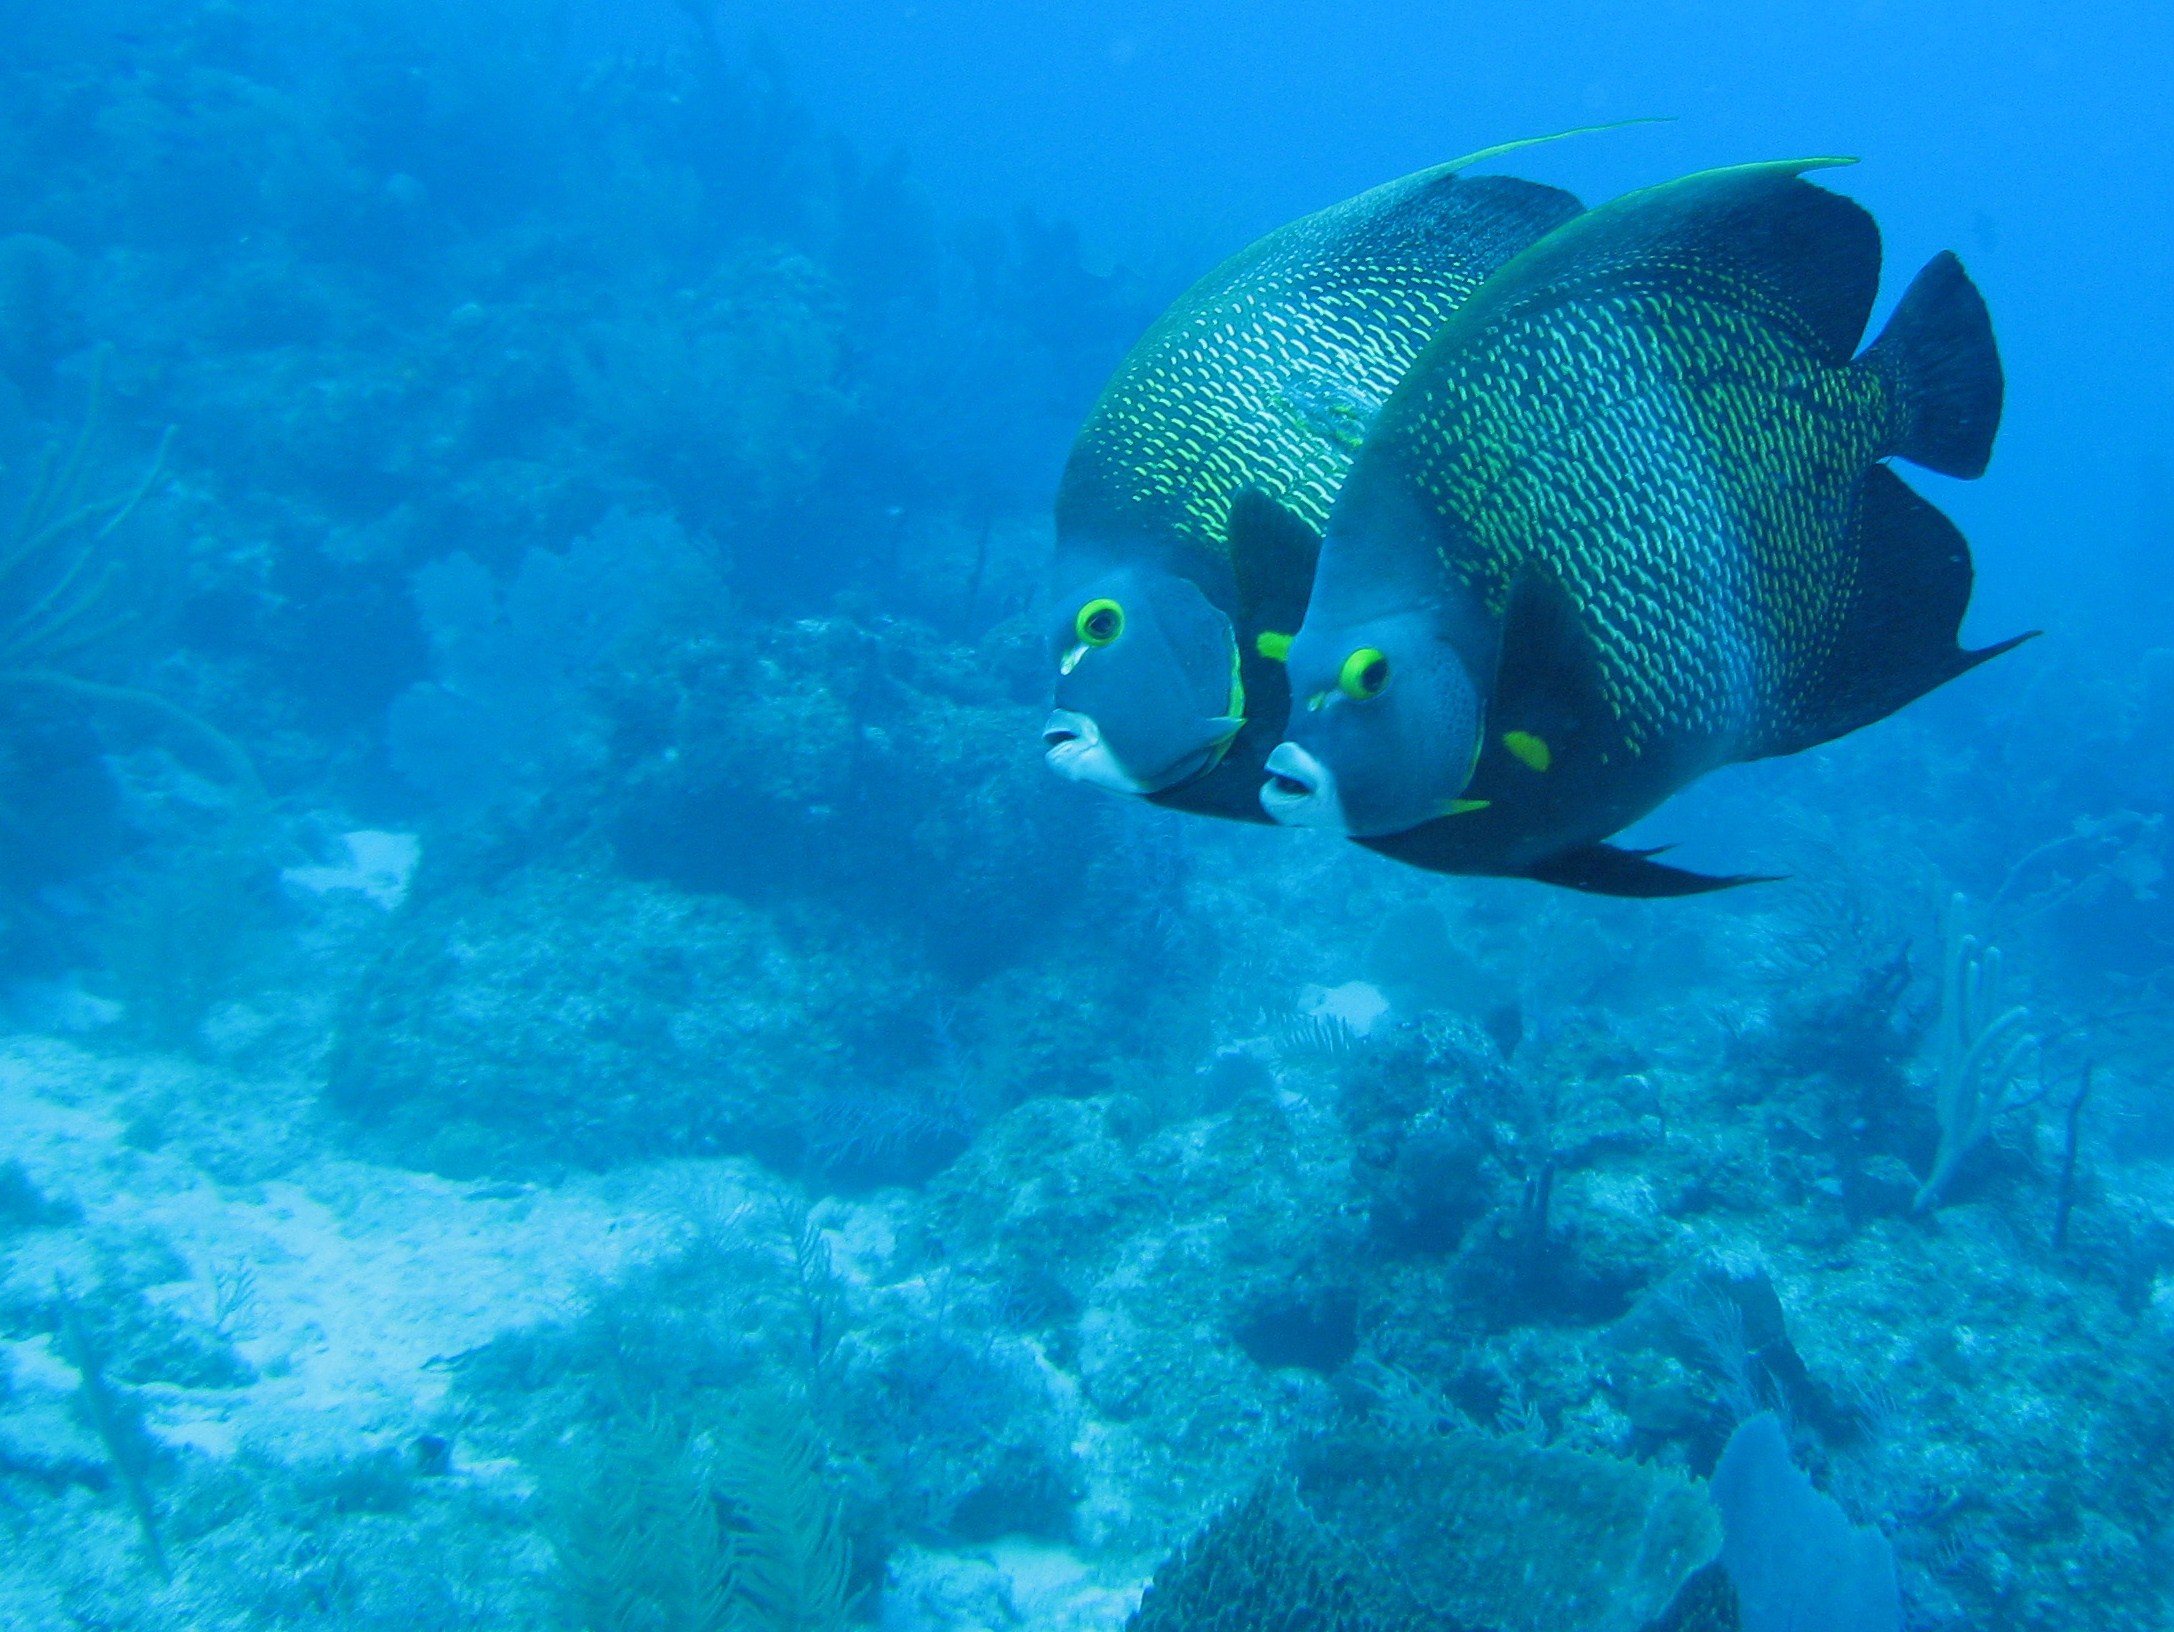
[93, 425, 174, 543]
[1, 669, 262, 801]
[0, 352, 172, 674]
[54, 1276, 170, 1582]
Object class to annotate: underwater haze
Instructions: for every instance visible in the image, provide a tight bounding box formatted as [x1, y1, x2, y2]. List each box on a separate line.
[0, 2, 2169, 1629]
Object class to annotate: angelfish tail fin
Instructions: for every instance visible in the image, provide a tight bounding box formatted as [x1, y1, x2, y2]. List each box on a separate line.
[1863, 250, 2004, 479]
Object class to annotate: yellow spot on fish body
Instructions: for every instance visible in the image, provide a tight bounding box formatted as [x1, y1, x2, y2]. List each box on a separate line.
[1443, 798, 1491, 815]
[1503, 730, 1552, 772]
[1255, 630, 1293, 662]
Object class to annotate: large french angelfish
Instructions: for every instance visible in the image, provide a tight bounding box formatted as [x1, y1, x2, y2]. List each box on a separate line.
[1042, 138, 1591, 821]
[1263, 160, 2028, 894]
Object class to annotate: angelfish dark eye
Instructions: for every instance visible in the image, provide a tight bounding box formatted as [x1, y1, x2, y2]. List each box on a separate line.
[1076, 598, 1124, 647]
[1339, 646, 1390, 700]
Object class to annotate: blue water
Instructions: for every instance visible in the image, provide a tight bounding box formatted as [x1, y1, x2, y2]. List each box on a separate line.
[0, 4, 2168, 1629]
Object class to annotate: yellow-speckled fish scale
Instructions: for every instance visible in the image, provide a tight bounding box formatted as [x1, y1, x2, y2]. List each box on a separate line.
[1379, 202, 1898, 761]
[1057, 170, 1582, 578]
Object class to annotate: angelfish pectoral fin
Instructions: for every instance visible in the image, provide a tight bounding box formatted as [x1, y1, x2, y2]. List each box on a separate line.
[1226, 490, 1320, 639]
[1484, 569, 1609, 775]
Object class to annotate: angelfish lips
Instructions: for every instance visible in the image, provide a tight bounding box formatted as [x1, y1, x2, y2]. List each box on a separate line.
[1260, 741, 1348, 831]
[1042, 709, 1156, 796]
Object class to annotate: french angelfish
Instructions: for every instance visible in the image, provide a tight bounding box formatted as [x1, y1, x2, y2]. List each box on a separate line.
[1041, 140, 1586, 820]
[1262, 159, 2029, 894]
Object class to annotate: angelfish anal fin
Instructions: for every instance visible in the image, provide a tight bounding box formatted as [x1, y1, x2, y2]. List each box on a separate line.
[1523, 844, 1783, 898]
[1226, 488, 1321, 641]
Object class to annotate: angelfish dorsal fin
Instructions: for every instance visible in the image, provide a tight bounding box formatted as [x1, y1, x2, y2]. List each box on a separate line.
[1225, 488, 1321, 640]
[1433, 116, 1671, 177]
[1464, 159, 1876, 369]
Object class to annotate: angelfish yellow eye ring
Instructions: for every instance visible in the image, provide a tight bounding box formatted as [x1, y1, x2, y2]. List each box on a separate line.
[1338, 647, 1390, 700]
[1076, 598, 1124, 647]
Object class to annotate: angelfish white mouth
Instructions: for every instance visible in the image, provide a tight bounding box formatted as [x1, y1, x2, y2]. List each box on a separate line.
[1260, 741, 1348, 830]
[1042, 709, 1153, 795]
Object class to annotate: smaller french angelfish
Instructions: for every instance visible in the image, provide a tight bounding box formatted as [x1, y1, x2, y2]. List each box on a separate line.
[1043, 138, 1591, 821]
[1263, 159, 2030, 894]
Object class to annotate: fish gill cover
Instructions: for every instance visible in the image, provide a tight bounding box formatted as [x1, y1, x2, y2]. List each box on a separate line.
[0, 3, 2169, 1632]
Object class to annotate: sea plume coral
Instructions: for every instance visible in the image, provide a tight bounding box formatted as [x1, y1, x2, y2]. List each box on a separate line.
[1913, 893, 2038, 1212]
[0, 357, 254, 795]
[543, 1397, 852, 1632]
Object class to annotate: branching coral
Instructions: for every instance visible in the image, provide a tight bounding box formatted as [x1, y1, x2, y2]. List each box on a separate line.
[1913, 894, 2038, 1213]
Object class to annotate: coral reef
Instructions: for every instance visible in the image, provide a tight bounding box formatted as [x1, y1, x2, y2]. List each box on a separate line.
[1294, 1421, 1720, 1632]
[1128, 1480, 1439, 1632]
[325, 862, 933, 1175]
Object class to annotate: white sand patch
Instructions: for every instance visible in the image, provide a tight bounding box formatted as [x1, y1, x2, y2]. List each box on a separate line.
[158, 1163, 666, 1455]
[987, 1538, 1145, 1630]
[0, 1034, 675, 1461]
[1298, 979, 1390, 1036]
[280, 829, 421, 911]
[882, 1540, 1145, 1632]
[813, 1190, 909, 1288]
[2150, 1272, 2174, 1336]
